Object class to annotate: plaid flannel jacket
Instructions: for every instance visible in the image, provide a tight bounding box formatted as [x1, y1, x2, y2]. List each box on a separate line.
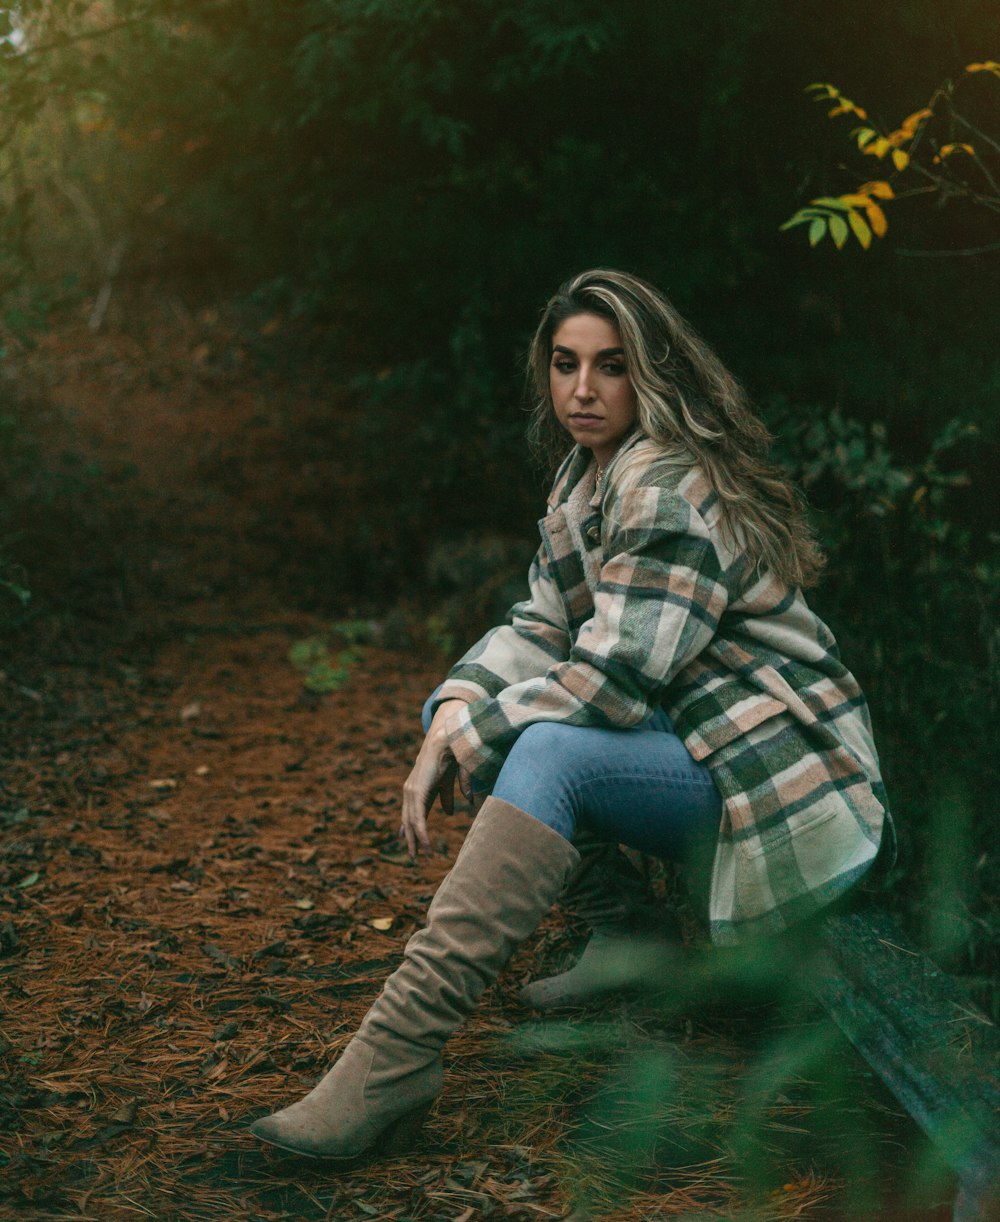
[436, 433, 893, 944]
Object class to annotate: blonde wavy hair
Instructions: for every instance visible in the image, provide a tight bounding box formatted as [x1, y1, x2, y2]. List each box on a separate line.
[526, 268, 825, 589]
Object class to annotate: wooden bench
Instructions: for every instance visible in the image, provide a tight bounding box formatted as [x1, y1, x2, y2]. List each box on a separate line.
[808, 902, 1000, 1221]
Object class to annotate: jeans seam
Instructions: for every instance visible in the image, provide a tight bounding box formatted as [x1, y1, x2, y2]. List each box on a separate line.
[571, 770, 717, 791]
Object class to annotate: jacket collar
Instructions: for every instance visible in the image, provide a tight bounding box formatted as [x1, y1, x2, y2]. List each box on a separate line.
[548, 428, 647, 510]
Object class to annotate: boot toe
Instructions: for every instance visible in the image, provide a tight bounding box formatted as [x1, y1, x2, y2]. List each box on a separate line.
[248, 1112, 324, 1158]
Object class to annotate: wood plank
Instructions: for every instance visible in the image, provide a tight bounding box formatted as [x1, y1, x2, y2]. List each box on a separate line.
[809, 904, 1000, 1220]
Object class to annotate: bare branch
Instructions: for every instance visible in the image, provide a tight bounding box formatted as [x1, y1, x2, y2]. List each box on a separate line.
[953, 111, 1000, 161]
[896, 241, 1000, 257]
[908, 162, 1000, 213]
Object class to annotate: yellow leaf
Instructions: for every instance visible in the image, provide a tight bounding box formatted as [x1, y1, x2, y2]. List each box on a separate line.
[293, 897, 315, 910]
[828, 100, 867, 120]
[937, 143, 975, 160]
[899, 108, 932, 138]
[859, 180, 895, 200]
[848, 210, 872, 249]
[861, 137, 890, 159]
[370, 916, 394, 931]
[829, 214, 849, 249]
[808, 217, 826, 247]
[853, 127, 877, 148]
[966, 61, 1000, 75]
[891, 148, 910, 171]
[841, 193, 875, 207]
[865, 201, 888, 238]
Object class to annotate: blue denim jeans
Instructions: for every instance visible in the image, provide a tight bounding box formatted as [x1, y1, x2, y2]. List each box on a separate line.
[422, 691, 722, 864]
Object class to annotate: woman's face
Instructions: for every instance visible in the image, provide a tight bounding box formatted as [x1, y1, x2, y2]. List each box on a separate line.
[549, 313, 638, 468]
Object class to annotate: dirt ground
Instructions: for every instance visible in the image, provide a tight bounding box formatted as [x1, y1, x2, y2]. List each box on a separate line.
[0, 305, 957, 1220]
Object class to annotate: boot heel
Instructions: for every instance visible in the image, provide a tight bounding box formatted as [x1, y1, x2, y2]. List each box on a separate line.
[376, 1102, 432, 1156]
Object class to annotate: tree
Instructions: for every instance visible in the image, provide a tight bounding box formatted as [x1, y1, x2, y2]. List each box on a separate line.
[782, 63, 1000, 253]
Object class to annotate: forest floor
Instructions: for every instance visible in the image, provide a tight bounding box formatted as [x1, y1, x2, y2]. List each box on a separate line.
[0, 300, 956, 1220]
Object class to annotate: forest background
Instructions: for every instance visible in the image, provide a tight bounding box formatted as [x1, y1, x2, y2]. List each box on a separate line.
[1, 0, 998, 1062]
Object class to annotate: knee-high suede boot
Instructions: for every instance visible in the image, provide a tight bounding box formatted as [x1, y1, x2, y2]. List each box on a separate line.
[519, 838, 682, 1010]
[248, 797, 579, 1160]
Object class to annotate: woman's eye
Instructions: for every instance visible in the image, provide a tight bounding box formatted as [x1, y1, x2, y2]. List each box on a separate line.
[602, 363, 626, 376]
[552, 360, 575, 373]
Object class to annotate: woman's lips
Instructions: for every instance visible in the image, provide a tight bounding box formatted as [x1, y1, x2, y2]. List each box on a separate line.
[569, 413, 603, 427]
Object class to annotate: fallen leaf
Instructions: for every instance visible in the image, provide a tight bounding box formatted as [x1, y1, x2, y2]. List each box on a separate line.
[204, 1057, 229, 1081]
[201, 943, 240, 970]
[293, 898, 315, 910]
[110, 1099, 139, 1126]
[179, 702, 202, 722]
[150, 778, 177, 791]
[379, 850, 412, 866]
[194, 764, 210, 777]
[16, 872, 40, 889]
[370, 917, 394, 931]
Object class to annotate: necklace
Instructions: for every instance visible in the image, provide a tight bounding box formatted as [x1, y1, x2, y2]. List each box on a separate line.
[595, 464, 605, 493]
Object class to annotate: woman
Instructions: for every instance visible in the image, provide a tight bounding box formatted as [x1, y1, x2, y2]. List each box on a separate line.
[249, 268, 892, 1161]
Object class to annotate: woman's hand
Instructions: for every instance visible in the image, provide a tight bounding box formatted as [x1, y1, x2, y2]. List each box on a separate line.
[399, 699, 467, 858]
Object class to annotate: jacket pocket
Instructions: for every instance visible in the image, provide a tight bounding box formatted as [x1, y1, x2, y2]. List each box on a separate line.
[740, 804, 841, 860]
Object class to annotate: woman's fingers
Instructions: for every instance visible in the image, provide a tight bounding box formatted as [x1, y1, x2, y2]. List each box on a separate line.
[399, 739, 457, 858]
[400, 805, 430, 858]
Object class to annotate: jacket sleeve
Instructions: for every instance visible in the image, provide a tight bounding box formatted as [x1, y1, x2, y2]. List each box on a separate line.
[446, 485, 729, 781]
[430, 543, 572, 710]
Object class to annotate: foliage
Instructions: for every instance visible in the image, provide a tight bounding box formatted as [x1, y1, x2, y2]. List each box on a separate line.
[766, 398, 1000, 1008]
[512, 938, 954, 1215]
[288, 619, 374, 692]
[784, 65, 1000, 251]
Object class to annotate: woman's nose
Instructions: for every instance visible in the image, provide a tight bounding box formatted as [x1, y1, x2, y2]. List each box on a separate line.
[574, 368, 594, 400]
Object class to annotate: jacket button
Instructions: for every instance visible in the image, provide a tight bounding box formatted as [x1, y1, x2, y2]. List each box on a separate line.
[587, 525, 600, 542]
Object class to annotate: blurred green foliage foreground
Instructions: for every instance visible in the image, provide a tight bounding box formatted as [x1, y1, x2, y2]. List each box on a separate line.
[1, 0, 998, 1019]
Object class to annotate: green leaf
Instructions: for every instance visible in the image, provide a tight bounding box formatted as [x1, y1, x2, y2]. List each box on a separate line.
[304, 663, 350, 693]
[780, 206, 839, 231]
[809, 196, 857, 213]
[330, 619, 374, 645]
[17, 872, 40, 889]
[808, 218, 826, 247]
[829, 214, 848, 249]
[288, 636, 329, 671]
[1, 579, 30, 606]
